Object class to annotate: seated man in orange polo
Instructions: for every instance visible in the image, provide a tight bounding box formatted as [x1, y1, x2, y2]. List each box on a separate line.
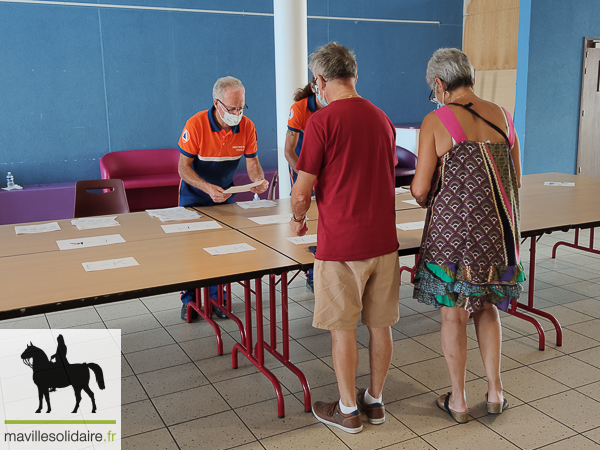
[177, 76, 268, 321]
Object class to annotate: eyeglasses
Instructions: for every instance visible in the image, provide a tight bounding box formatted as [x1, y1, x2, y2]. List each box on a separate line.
[217, 99, 248, 114]
[428, 90, 437, 104]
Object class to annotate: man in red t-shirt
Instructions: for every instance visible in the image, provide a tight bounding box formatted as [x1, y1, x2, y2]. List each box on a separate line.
[290, 42, 400, 434]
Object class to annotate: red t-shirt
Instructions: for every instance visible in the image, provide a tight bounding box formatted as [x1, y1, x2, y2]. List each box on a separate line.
[297, 97, 399, 261]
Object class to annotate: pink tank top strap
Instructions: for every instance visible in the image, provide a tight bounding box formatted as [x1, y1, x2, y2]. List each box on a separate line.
[502, 107, 516, 148]
[434, 106, 467, 143]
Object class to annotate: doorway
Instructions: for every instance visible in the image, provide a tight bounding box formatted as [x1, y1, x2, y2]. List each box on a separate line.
[577, 37, 600, 177]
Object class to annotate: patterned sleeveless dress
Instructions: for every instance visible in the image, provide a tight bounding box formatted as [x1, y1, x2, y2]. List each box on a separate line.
[413, 104, 524, 313]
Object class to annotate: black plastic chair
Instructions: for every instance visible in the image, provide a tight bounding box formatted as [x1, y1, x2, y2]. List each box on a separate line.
[395, 146, 417, 187]
[74, 179, 130, 218]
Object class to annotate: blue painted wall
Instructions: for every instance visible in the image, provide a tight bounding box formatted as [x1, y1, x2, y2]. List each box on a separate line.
[0, 0, 462, 185]
[519, 0, 600, 175]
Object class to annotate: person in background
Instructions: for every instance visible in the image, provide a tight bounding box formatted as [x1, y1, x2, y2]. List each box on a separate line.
[284, 78, 325, 293]
[411, 48, 523, 423]
[178, 76, 269, 322]
[290, 42, 400, 434]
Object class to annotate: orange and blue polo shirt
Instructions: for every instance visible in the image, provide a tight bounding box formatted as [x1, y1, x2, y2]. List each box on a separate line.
[287, 94, 317, 158]
[178, 106, 258, 207]
[287, 94, 317, 184]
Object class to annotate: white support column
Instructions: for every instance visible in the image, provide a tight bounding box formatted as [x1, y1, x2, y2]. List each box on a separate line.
[273, 0, 307, 199]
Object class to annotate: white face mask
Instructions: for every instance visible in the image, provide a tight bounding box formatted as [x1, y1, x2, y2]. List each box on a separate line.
[224, 111, 242, 126]
[219, 108, 242, 127]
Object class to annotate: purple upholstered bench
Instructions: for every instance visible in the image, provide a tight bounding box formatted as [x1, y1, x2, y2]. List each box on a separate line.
[0, 182, 76, 225]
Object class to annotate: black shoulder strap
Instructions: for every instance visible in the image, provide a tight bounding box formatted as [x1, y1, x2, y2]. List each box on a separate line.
[448, 102, 510, 147]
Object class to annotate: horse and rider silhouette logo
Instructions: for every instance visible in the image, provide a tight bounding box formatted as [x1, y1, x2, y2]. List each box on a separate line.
[20, 334, 105, 414]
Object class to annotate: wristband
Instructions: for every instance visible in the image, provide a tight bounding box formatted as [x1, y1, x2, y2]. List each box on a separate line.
[292, 213, 306, 223]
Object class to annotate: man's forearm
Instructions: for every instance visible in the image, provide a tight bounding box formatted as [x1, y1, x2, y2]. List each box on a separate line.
[246, 159, 265, 182]
[284, 131, 300, 173]
[179, 164, 213, 194]
[291, 193, 310, 219]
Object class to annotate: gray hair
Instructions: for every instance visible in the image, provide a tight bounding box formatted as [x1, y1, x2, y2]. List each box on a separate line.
[425, 48, 474, 92]
[308, 42, 357, 81]
[212, 76, 244, 100]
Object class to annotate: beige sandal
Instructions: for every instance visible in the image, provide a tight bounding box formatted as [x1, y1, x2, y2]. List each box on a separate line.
[485, 393, 509, 414]
[437, 392, 469, 424]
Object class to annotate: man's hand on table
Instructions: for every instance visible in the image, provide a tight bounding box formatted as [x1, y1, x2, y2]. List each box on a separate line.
[250, 179, 269, 194]
[290, 216, 308, 236]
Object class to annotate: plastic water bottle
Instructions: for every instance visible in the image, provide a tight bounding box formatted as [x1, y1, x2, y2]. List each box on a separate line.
[6, 172, 14, 189]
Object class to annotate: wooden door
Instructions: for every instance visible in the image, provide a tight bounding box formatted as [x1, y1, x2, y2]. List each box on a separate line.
[577, 38, 600, 177]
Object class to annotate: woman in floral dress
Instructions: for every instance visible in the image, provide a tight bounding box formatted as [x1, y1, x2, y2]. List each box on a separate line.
[411, 48, 523, 423]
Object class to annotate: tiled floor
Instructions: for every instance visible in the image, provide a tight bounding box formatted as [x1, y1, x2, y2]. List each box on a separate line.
[3, 229, 600, 449]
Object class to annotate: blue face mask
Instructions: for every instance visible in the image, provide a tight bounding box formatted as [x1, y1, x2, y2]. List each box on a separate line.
[429, 87, 445, 109]
[314, 83, 328, 107]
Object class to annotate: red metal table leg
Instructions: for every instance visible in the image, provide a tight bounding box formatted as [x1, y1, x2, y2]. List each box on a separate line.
[552, 227, 600, 258]
[508, 300, 546, 350]
[191, 286, 223, 356]
[263, 272, 312, 413]
[399, 254, 419, 283]
[208, 283, 246, 344]
[507, 236, 562, 349]
[232, 278, 286, 418]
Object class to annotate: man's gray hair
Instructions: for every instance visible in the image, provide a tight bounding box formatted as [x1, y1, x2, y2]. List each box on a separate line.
[213, 76, 244, 100]
[308, 42, 357, 81]
[426, 48, 474, 92]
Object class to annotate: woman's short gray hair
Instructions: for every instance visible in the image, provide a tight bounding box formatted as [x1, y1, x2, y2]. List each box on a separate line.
[426, 48, 474, 92]
[213, 76, 244, 100]
[308, 42, 357, 81]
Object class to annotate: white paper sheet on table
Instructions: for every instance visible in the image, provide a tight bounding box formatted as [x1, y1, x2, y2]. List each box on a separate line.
[544, 182, 575, 187]
[248, 213, 294, 225]
[57, 234, 126, 250]
[82, 257, 139, 272]
[161, 221, 223, 233]
[402, 199, 420, 206]
[396, 221, 425, 231]
[146, 207, 201, 222]
[203, 242, 257, 255]
[71, 216, 120, 230]
[236, 200, 277, 209]
[15, 222, 62, 234]
[286, 234, 317, 245]
[395, 187, 410, 194]
[223, 180, 263, 194]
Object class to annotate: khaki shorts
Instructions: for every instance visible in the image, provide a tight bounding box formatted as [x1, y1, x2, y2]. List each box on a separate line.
[312, 251, 400, 330]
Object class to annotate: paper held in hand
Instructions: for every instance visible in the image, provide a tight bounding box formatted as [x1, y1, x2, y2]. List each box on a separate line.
[223, 180, 263, 194]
